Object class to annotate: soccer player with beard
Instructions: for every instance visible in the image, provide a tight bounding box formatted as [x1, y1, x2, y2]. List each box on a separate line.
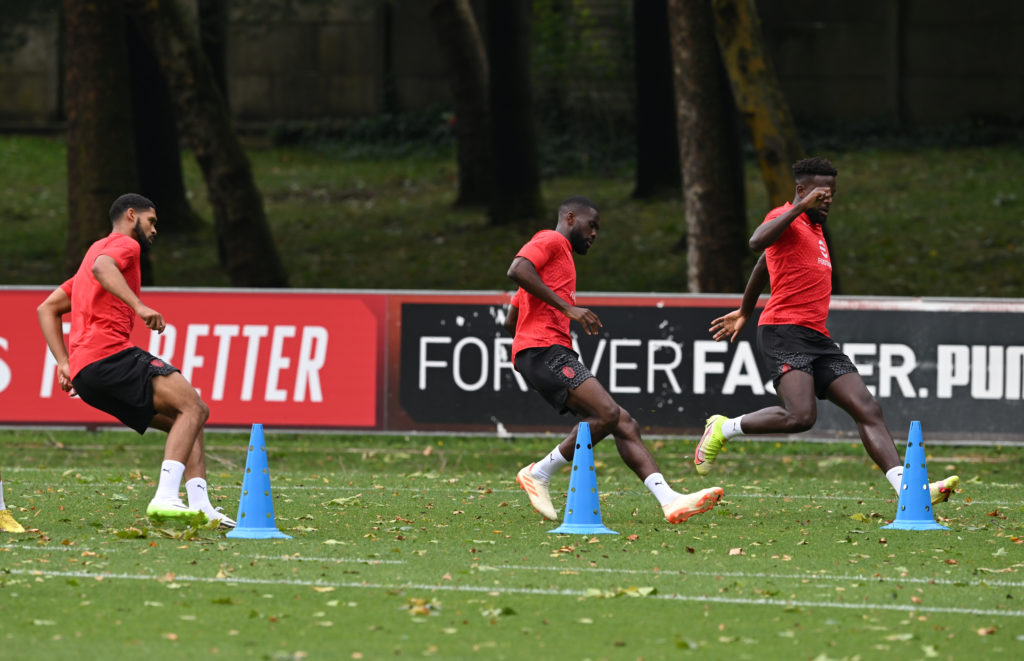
[36, 194, 235, 527]
[697, 158, 959, 505]
[509, 196, 724, 524]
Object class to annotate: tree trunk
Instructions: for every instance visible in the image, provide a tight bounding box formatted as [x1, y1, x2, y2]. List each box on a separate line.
[130, 0, 288, 287]
[63, 0, 144, 278]
[125, 21, 204, 235]
[632, 0, 681, 199]
[197, 0, 230, 103]
[485, 0, 543, 225]
[429, 0, 492, 207]
[667, 0, 747, 293]
[711, 0, 802, 207]
[711, 0, 839, 292]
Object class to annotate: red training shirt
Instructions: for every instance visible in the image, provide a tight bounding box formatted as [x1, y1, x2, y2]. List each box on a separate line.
[59, 232, 142, 379]
[511, 230, 576, 359]
[758, 202, 833, 336]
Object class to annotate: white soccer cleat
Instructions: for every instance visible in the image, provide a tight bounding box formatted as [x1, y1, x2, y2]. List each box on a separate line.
[516, 464, 559, 521]
[662, 487, 724, 523]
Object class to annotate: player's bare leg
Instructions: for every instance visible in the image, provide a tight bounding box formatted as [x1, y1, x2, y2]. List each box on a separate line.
[519, 378, 722, 524]
[146, 373, 209, 520]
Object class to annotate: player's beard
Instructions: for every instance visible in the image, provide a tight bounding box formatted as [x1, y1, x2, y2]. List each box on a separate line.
[132, 220, 152, 253]
[805, 208, 827, 225]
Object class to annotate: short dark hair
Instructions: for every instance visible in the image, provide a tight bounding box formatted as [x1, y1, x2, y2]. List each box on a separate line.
[558, 195, 598, 221]
[792, 157, 837, 180]
[109, 193, 155, 223]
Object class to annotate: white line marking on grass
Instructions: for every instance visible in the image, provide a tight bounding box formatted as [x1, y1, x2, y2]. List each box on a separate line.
[486, 564, 1024, 588]
[1, 543, 404, 566]
[7, 568, 1023, 618]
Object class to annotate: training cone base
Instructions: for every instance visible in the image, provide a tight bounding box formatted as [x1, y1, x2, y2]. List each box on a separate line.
[882, 421, 949, 532]
[226, 424, 292, 540]
[548, 422, 618, 536]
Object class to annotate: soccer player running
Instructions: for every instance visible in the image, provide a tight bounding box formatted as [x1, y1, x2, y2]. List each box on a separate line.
[36, 194, 235, 528]
[698, 158, 959, 504]
[509, 196, 723, 524]
[0, 470, 26, 533]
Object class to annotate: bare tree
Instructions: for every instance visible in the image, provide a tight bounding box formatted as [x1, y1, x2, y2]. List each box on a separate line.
[632, 0, 680, 199]
[667, 0, 746, 293]
[429, 0, 492, 207]
[485, 0, 543, 224]
[711, 0, 839, 291]
[63, 0, 141, 276]
[130, 0, 289, 287]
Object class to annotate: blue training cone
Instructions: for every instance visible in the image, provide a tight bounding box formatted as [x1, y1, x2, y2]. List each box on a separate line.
[882, 421, 948, 531]
[549, 423, 618, 535]
[226, 424, 292, 539]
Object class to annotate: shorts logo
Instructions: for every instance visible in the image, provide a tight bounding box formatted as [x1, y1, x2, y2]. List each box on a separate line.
[151, 359, 166, 368]
[561, 365, 576, 379]
[781, 364, 791, 374]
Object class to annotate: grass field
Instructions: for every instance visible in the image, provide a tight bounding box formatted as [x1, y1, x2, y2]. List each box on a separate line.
[1, 429, 1021, 660]
[2, 134, 1023, 297]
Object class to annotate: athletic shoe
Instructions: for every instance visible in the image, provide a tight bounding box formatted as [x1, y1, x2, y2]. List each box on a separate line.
[206, 507, 236, 529]
[516, 463, 558, 521]
[695, 415, 728, 475]
[146, 497, 205, 522]
[930, 475, 960, 505]
[0, 509, 26, 533]
[662, 487, 724, 523]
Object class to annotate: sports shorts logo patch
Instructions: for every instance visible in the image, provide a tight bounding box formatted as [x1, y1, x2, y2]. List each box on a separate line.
[781, 364, 791, 374]
[151, 359, 166, 368]
[561, 365, 576, 379]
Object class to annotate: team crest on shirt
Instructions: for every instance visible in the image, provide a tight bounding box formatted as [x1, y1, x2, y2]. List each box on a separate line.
[562, 365, 576, 379]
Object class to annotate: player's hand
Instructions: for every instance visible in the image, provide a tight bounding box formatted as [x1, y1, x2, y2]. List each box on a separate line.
[565, 305, 602, 335]
[136, 304, 166, 333]
[57, 361, 73, 393]
[709, 309, 748, 343]
[798, 186, 832, 211]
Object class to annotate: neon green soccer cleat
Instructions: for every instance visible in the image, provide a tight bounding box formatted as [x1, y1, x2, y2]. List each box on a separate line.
[930, 475, 960, 505]
[146, 498, 206, 523]
[695, 415, 727, 475]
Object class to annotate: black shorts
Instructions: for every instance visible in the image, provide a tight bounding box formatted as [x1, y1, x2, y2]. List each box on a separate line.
[72, 347, 180, 434]
[756, 324, 859, 400]
[514, 345, 594, 414]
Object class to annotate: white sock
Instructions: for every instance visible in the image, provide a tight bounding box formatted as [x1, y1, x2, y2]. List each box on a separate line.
[644, 472, 680, 506]
[722, 416, 745, 439]
[885, 466, 904, 493]
[0, 480, 6, 510]
[185, 477, 212, 512]
[154, 460, 186, 501]
[530, 446, 569, 483]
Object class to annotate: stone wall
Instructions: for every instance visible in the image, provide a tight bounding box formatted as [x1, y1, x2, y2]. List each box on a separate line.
[1, 0, 1021, 128]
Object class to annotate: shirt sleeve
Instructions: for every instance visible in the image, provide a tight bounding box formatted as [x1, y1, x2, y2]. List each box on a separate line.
[59, 278, 73, 296]
[100, 235, 140, 273]
[516, 232, 554, 271]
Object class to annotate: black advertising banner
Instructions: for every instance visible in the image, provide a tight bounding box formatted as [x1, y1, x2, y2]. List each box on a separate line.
[394, 295, 1024, 441]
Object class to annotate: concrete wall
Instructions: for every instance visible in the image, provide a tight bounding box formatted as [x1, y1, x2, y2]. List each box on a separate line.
[1, 0, 1021, 128]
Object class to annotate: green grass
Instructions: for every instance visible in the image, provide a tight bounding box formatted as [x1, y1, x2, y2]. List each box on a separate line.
[1, 429, 1022, 660]
[1, 135, 1023, 296]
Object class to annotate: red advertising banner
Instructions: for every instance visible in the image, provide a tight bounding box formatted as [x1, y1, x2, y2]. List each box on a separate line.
[0, 287, 385, 429]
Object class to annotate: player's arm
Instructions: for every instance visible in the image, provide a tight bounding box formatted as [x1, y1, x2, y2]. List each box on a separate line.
[748, 186, 832, 251]
[91, 255, 166, 333]
[36, 286, 74, 392]
[507, 256, 601, 335]
[709, 253, 769, 343]
[503, 303, 518, 336]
